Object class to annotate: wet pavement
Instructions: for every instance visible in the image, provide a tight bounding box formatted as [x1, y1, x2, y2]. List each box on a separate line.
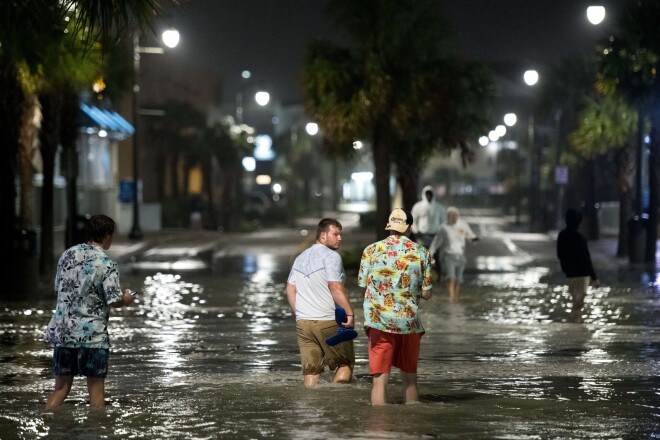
[1, 209, 659, 439]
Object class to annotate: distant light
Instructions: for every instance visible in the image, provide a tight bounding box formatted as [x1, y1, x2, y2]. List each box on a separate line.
[241, 70, 252, 79]
[272, 183, 282, 194]
[524, 70, 539, 86]
[254, 134, 274, 160]
[488, 130, 499, 142]
[586, 6, 606, 25]
[242, 156, 256, 172]
[504, 113, 517, 126]
[255, 91, 270, 106]
[351, 171, 373, 182]
[255, 175, 272, 185]
[495, 125, 506, 137]
[479, 136, 489, 146]
[353, 140, 363, 150]
[306, 122, 319, 136]
[161, 29, 180, 48]
[98, 130, 108, 138]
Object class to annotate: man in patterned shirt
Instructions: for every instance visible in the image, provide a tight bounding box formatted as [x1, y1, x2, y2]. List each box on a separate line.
[44, 214, 136, 410]
[358, 208, 433, 405]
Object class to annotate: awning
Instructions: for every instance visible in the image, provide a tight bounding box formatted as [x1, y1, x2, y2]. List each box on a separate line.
[78, 103, 134, 139]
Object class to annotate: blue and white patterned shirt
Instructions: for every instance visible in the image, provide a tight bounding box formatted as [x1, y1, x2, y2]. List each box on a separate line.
[44, 244, 123, 348]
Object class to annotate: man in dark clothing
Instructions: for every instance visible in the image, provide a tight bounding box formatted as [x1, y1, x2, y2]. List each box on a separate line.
[556, 209, 599, 319]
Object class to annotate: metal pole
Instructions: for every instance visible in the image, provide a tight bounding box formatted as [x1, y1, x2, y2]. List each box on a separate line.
[528, 114, 535, 231]
[130, 34, 143, 240]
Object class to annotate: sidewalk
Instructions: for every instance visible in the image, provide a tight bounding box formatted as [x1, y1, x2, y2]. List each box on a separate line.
[109, 210, 655, 280]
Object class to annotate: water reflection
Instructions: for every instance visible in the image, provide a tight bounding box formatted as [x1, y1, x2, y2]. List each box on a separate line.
[1, 243, 659, 438]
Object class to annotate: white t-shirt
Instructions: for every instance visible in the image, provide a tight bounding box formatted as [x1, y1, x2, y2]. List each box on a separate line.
[429, 219, 477, 256]
[287, 243, 345, 321]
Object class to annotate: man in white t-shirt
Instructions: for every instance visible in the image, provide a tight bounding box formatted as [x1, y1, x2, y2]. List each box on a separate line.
[429, 207, 479, 301]
[286, 218, 356, 387]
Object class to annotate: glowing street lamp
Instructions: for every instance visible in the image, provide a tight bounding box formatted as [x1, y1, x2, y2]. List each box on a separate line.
[586, 6, 606, 25]
[130, 28, 180, 240]
[524, 70, 540, 230]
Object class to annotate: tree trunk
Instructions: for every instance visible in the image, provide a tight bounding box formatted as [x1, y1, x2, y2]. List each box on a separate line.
[645, 107, 660, 263]
[38, 90, 63, 277]
[396, 159, 421, 211]
[583, 159, 599, 240]
[60, 87, 79, 248]
[0, 59, 23, 254]
[18, 97, 38, 230]
[616, 147, 634, 257]
[372, 124, 391, 241]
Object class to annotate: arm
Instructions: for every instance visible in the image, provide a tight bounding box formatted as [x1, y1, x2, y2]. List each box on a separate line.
[328, 281, 354, 327]
[109, 289, 135, 308]
[464, 220, 478, 241]
[429, 229, 443, 256]
[286, 282, 297, 315]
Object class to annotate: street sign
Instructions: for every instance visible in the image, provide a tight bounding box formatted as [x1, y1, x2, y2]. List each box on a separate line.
[119, 180, 134, 203]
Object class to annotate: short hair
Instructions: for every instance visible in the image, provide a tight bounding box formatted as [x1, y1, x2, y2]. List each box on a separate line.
[316, 218, 342, 239]
[85, 214, 116, 243]
[565, 208, 582, 228]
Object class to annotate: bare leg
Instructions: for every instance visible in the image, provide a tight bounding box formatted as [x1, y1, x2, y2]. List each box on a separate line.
[447, 279, 458, 302]
[87, 377, 106, 407]
[45, 375, 73, 410]
[371, 373, 390, 406]
[401, 372, 419, 404]
[333, 365, 353, 384]
[304, 374, 320, 388]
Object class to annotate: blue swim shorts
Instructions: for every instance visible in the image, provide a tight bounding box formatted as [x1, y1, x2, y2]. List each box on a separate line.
[52, 346, 109, 378]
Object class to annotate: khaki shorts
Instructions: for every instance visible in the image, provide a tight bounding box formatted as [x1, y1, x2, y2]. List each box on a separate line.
[296, 319, 355, 375]
[567, 276, 589, 307]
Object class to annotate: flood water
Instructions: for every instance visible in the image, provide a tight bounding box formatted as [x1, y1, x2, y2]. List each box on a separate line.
[1, 230, 659, 439]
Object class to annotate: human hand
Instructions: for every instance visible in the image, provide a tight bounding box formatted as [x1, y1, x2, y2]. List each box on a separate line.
[342, 314, 355, 328]
[123, 288, 135, 305]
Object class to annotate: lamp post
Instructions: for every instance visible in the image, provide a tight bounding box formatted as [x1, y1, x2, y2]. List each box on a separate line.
[129, 29, 179, 240]
[235, 73, 270, 125]
[523, 69, 539, 231]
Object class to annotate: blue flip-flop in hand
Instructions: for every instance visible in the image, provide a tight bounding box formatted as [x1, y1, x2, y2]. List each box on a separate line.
[325, 306, 358, 346]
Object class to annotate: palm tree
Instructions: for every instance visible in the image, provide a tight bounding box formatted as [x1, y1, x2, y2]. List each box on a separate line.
[597, 0, 660, 262]
[0, 0, 178, 294]
[569, 95, 638, 256]
[302, 0, 495, 237]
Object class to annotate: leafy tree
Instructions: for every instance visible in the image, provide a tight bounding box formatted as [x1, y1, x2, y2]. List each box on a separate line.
[302, 0, 495, 237]
[0, 0, 178, 293]
[569, 95, 638, 256]
[597, 0, 660, 262]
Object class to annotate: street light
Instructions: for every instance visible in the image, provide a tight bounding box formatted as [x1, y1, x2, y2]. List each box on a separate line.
[586, 5, 606, 25]
[130, 28, 180, 240]
[524, 69, 539, 230]
[235, 75, 271, 124]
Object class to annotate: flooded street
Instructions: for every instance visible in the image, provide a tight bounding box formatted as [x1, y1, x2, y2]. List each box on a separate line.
[1, 223, 659, 439]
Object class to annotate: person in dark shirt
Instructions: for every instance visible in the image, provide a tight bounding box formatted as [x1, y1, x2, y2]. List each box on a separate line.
[556, 209, 599, 320]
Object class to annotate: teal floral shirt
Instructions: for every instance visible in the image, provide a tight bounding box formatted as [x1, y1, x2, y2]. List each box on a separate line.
[358, 235, 432, 334]
[44, 244, 123, 348]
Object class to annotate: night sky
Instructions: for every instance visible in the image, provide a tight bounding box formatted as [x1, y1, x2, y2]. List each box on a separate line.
[167, 0, 623, 108]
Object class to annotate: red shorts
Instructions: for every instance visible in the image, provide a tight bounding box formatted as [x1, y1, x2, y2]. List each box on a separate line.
[367, 328, 423, 374]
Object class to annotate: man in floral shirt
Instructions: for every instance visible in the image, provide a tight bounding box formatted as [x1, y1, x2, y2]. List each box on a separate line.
[358, 208, 433, 405]
[43, 214, 136, 410]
